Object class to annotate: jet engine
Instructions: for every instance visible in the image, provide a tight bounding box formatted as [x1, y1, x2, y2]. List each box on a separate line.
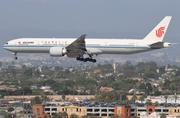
[163, 42, 171, 48]
[49, 47, 67, 57]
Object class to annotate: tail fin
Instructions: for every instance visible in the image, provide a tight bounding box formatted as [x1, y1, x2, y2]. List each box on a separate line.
[143, 16, 172, 42]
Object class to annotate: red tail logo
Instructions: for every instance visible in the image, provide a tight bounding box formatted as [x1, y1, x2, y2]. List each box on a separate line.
[156, 26, 165, 38]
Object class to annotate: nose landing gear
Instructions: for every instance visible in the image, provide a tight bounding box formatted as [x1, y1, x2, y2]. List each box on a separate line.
[13, 53, 18, 60]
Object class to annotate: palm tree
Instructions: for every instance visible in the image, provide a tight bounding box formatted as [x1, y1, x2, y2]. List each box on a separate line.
[131, 94, 137, 104]
[139, 94, 146, 103]
[164, 95, 168, 103]
[155, 101, 159, 106]
[41, 94, 50, 102]
[173, 94, 179, 103]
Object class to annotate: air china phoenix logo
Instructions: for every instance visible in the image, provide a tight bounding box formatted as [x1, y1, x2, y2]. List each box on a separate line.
[18, 41, 21, 44]
[156, 26, 165, 38]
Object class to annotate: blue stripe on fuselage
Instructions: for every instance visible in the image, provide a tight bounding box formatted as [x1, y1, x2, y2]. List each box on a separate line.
[3, 45, 150, 49]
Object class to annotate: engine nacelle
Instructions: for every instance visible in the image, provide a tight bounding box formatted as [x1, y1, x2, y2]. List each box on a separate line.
[163, 42, 171, 48]
[49, 47, 67, 57]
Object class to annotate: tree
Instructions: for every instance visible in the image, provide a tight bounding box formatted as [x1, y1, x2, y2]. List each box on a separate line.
[131, 94, 137, 103]
[159, 66, 166, 75]
[8, 107, 14, 112]
[23, 87, 32, 95]
[62, 112, 68, 118]
[146, 99, 152, 105]
[160, 113, 166, 118]
[23, 68, 33, 77]
[22, 65, 27, 69]
[70, 113, 78, 118]
[3, 113, 12, 118]
[155, 101, 159, 106]
[139, 94, 147, 103]
[119, 93, 128, 102]
[41, 94, 50, 102]
[145, 83, 153, 95]
[62, 94, 66, 102]
[31, 96, 42, 105]
[110, 115, 122, 118]
[52, 112, 68, 118]
[164, 95, 168, 103]
[173, 94, 179, 103]
[154, 90, 162, 96]
[138, 83, 146, 90]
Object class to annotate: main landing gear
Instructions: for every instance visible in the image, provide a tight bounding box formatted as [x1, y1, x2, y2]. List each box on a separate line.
[13, 52, 18, 60]
[76, 57, 96, 63]
[76, 53, 96, 63]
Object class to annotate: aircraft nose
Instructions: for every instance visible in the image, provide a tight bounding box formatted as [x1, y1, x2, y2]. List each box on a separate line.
[3, 43, 9, 50]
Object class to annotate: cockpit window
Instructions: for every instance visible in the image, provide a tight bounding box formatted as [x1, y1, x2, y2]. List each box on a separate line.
[6, 43, 8, 44]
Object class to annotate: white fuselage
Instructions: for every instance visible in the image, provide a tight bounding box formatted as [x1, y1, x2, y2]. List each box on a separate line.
[3, 38, 155, 55]
[3, 16, 172, 60]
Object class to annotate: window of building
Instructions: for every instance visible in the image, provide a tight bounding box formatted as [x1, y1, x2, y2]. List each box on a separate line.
[149, 108, 153, 112]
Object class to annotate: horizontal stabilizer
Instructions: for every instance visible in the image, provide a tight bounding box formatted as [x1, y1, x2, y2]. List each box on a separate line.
[149, 42, 164, 47]
[149, 41, 171, 48]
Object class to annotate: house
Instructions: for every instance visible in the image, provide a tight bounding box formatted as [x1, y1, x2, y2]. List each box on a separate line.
[31, 84, 42, 90]
[100, 86, 113, 92]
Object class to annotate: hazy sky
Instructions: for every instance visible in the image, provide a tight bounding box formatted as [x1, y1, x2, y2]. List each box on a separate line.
[0, 0, 179, 39]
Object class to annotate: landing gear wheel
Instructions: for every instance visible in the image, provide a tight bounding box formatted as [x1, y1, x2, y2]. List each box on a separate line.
[83, 58, 87, 62]
[76, 53, 97, 63]
[92, 59, 96, 63]
[13, 52, 18, 60]
[76, 57, 80, 61]
[14, 57, 18, 60]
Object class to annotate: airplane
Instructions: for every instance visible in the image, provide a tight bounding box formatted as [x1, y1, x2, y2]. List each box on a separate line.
[3, 16, 172, 63]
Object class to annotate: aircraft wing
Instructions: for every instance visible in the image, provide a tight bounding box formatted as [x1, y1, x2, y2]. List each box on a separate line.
[66, 34, 87, 56]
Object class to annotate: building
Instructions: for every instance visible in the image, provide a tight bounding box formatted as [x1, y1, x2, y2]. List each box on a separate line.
[33, 104, 51, 118]
[33, 104, 180, 118]
[100, 86, 113, 92]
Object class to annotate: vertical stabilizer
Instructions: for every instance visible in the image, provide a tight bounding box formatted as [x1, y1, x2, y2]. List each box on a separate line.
[143, 16, 172, 42]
